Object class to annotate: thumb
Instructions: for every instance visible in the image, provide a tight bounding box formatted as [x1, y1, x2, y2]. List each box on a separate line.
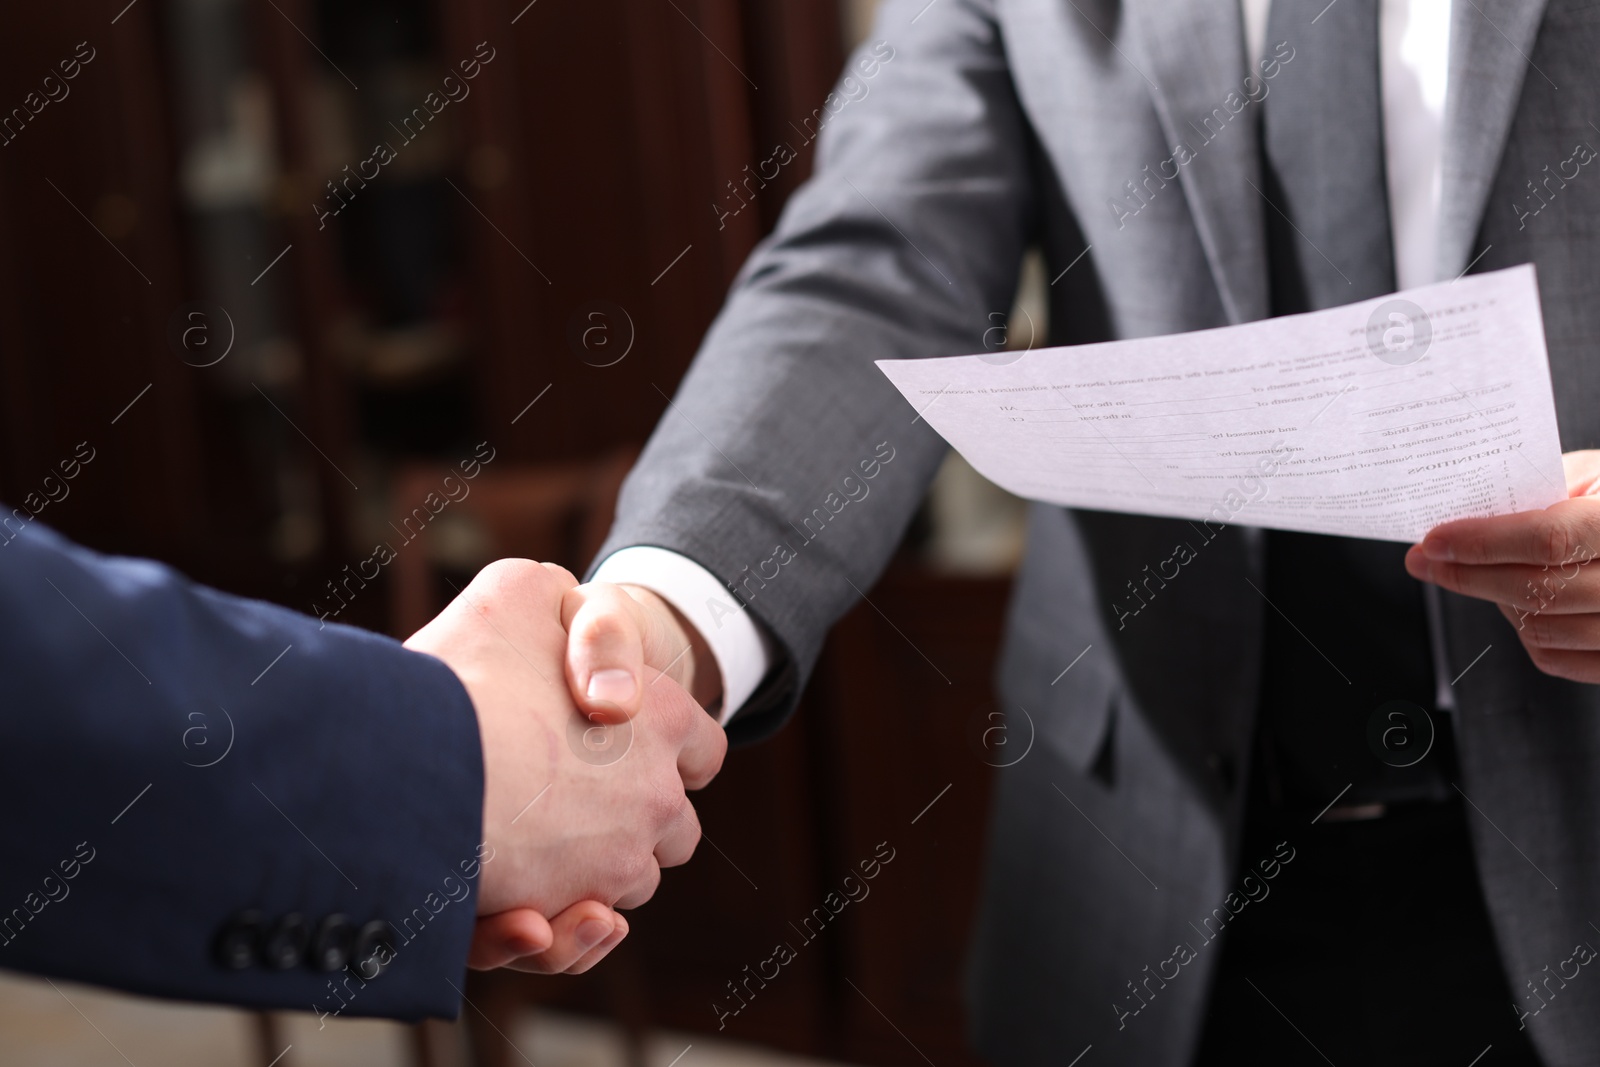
[467, 909, 553, 970]
[562, 582, 650, 722]
[1563, 450, 1600, 498]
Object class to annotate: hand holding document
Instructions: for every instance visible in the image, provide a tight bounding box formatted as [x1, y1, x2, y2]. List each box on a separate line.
[877, 265, 1565, 543]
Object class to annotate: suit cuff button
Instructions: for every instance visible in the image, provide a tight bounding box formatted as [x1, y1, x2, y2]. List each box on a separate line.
[213, 909, 264, 970]
[262, 913, 310, 970]
[350, 920, 396, 979]
[310, 914, 353, 973]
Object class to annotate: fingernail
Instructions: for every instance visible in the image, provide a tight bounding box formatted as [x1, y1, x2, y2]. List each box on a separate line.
[587, 669, 636, 705]
[576, 919, 612, 949]
[1421, 539, 1454, 562]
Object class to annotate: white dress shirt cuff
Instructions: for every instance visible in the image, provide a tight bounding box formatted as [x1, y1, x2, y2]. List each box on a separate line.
[591, 546, 773, 726]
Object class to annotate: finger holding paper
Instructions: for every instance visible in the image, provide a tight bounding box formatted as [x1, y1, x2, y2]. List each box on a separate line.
[1407, 450, 1600, 682]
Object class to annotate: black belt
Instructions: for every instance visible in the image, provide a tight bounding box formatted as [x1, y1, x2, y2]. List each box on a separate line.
[1278, 703, 1460, 823]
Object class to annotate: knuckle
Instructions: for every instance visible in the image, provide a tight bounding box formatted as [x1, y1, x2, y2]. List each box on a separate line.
[1456, 533, 1488, 565]
[541, 562, 579, 588]
[649, 778, 689, 827]
[480, 556, 537, 581]
[686, 730, 728, 789]
[663, 695, 700, 741]
[574, 603, 637, 656]
[478, 557, 547, 596]
[679, 813, 704, 865]
[1518, 577, 1550, 609]
[1524, 612, 1554, 647]
[640, 688, 694, 742]
[707, 728, 729, 771]
[1539, 520, 1572, 568]
[611, 849, 653, 900]
[629, 857, 662, 902]
[661, 829, 701, 869]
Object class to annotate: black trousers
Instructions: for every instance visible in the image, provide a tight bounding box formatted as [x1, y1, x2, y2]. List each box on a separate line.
[1193, 797, 1544, 1066]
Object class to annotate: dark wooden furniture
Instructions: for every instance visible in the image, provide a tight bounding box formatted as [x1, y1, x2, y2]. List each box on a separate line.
[0, 3, 1015, 1065]
[437, 0, 848, 464]
[0, 4, 211, 564]
[807, 570, 1008, 1067]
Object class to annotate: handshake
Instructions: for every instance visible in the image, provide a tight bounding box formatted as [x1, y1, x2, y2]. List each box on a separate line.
[403, 558, 725, 976]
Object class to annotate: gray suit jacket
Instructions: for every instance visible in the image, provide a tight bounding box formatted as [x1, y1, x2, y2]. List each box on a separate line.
[594, 0, 1600, 1062]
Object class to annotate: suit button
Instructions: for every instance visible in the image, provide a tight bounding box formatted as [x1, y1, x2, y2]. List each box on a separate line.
[310, 914, 353, 972]
[350, 920, 396, 979]
[214, 909, 264, 970]
[262, 913, 310, 970]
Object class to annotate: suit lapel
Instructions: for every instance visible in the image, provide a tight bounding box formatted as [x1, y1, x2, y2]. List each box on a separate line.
[1436, 0, 1552, 279]
[1122, 0, 1556, 298]
[1123, 0, 1269, 324]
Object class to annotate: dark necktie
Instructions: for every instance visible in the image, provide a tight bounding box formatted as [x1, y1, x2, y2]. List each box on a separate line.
[1253, 0, 1450, 810]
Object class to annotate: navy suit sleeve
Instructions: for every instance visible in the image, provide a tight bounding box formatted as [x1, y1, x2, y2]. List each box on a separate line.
[0, 520, 485, 1022]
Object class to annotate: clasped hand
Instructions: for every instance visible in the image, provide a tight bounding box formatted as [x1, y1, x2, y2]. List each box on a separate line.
[415, 451, 1600, 980]
[404, 559, 724, 974]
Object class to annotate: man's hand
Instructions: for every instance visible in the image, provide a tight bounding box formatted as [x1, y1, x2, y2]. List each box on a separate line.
[466, 899, 630, 975]
[562, 582, 723, 720]
[403, 559, 726, 972]
[1406, 450, 1600, 683]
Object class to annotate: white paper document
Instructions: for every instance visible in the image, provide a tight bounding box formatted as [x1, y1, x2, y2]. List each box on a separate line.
[876, 265, 1566, 543]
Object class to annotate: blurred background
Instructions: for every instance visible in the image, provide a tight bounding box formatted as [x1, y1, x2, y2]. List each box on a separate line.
[0, 0, 1041, 1063]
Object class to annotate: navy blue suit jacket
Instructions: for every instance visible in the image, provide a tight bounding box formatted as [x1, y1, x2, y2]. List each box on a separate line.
[0, 520, 485, 1021]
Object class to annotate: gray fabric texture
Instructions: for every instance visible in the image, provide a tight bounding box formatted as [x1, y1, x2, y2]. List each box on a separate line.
[593, 1, 1600, 1062]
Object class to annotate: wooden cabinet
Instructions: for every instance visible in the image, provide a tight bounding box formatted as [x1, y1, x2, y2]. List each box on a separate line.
[0, 5, 208, 563]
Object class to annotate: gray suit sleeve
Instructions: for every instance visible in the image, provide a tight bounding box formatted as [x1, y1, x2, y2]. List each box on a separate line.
[592, 0, 1037, 741]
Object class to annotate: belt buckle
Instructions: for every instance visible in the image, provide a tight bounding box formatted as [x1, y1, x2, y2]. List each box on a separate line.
[1320, 801, 1387, 823]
